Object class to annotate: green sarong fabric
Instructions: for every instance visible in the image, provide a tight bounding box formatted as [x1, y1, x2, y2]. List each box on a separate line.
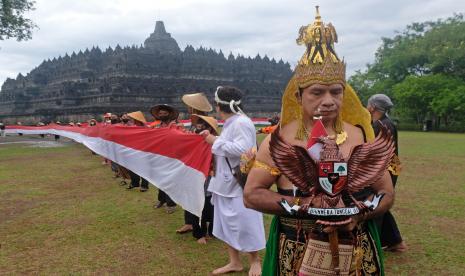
[262, 215, 278, 276]
[262, 216, 385, 276]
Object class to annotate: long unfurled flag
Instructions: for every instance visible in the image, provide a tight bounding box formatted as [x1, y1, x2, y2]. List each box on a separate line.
[306, 117, 328, 161]
[5, 124, 212, 217]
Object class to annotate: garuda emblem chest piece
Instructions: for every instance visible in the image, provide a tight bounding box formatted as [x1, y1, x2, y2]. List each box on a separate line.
[318, 138, 348, 197]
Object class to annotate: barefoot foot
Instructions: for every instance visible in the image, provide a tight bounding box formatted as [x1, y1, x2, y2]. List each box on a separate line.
[176, 224, 193, 234]
[248, 260, 262, 276]
[197, 237, 207, 244]
[212, 263, 243, 275]
[385, 241, 408, 252]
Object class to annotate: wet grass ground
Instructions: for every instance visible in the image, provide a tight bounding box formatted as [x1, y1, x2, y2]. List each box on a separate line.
[0, 132, 464, 275]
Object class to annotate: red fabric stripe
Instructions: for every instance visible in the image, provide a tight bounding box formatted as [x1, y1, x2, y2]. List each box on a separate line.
[8, 124, 212, 177]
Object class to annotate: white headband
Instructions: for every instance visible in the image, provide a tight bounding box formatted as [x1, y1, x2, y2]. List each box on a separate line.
[214, 86, 244, 115]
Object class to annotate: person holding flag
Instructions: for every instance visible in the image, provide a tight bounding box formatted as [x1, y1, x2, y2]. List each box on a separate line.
[150, 104, 180, 213]
[201, 85, 265, 276]
[125, 111, 150, 192]
[176, 92, 213, 235]
[190, 114, 217, 244]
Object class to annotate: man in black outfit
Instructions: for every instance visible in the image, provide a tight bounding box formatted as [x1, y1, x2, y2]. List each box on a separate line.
[125, 111, 150, 193]
[190, 115, 217, 244]
[367, 94, 408, 252]
[150, 104, 180, 213]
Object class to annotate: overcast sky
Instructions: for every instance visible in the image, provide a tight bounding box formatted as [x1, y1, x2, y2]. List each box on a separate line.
[1, 0, 464, 89]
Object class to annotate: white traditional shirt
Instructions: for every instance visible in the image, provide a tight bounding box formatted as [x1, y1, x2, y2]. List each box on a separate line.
[208, 114, 256, 198]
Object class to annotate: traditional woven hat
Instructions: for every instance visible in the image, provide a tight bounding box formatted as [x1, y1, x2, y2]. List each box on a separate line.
[191, 114, 219, 135]
[127, 111, 147, 124]
[150, 104, 179, 121]
[181, 92, 213, 112]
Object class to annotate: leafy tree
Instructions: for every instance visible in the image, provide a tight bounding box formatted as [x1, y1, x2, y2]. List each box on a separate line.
[393, 74, 465, 127]
[430, 85, 465, 126]
[349, 14, 465, 130]
[0, 0, 37, 41]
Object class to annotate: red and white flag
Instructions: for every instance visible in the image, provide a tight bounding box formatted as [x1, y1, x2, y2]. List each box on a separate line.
[306, 118, 328, 161]
[5, 124, 212, 217]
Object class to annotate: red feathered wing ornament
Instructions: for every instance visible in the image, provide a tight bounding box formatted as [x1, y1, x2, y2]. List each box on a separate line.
[270, 125, 395, 217]
[269, 128, 318, 194]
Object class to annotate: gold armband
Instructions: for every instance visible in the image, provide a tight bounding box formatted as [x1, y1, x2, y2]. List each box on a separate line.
[252, 160, 281, 176]
[388, 154, 402, 176]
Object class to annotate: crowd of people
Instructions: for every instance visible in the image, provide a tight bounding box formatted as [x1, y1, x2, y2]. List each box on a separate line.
[91, 87, 268, 273]
[1, 8, 409, 276]
[92, 93, 220, 245]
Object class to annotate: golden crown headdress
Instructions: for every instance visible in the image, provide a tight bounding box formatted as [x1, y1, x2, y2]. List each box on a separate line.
[280, 6, 374, 142]
[294, 6, 346, 89]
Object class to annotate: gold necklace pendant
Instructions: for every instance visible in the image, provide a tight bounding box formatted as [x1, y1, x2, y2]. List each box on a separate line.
[336, 131, 348, 145]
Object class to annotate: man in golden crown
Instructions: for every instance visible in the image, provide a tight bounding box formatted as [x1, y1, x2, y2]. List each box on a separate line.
[244, 7, 394, 276]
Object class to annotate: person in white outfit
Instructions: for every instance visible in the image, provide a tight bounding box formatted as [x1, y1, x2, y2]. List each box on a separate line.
[201, 86, 265, 276]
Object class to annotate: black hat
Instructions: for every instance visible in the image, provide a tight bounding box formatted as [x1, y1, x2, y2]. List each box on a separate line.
[150, 104, 179, 120]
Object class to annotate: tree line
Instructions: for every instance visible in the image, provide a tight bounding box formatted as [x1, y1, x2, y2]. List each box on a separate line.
[349, 14, 465, 131]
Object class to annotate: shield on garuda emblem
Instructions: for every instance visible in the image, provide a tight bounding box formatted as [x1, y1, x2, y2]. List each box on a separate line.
[318, 161, 348, 196]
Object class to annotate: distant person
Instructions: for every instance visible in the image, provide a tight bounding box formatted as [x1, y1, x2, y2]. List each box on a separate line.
[103, 113, 112, 125]
[110, 114, 120, 125]
[101, 113, 113, 165]
[54, 121, 61, 141]
[256, 113, 280, 134]
[150, 104, 180, 213]
[125, 111, 150, 193]
[190, 114, 217, 244]
[37, 122, 46, 138]
[268, 113, 280, 126]
[0, 122, 5, 137]
[110, 114, 122, 178]
[88, 119, 97, 126]
[176, 92, 213, 234]
[88, 119, 98, 155]
[112, 115, 132, 185]
[120, 113, 130, 125]
[367, 93, 407, 252]
[17, 122, 23, 136]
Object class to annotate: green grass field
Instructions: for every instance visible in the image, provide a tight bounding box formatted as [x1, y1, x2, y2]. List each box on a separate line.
[0, 132, 464, 275]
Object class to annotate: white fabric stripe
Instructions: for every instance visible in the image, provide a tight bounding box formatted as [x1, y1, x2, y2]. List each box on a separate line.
[5, 128, 205, 217]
